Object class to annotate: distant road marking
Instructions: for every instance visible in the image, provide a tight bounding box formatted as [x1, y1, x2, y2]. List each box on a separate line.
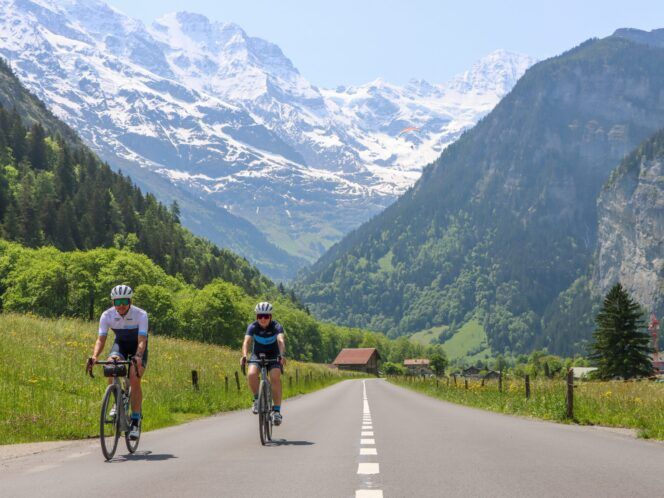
[362, 425, 373, 430]
[356, 490, 383, 497]
[362, 431, 374, 436]
[360, 448, 378, 455]
[357, 463, 380, 474]
[361, 439, 375, 445]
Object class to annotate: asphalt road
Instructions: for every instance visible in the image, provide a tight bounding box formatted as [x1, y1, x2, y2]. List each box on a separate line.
[1, 379, 662, 497]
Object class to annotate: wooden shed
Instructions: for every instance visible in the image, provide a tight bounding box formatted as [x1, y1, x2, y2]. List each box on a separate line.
[333, 348, 381, 375]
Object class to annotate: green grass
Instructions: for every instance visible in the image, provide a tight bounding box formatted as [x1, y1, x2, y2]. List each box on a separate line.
[440, 319, 490, 360]
[409, 325, 447, 345]
[390, 375, 664, 440]
[0, 313, 360, 444]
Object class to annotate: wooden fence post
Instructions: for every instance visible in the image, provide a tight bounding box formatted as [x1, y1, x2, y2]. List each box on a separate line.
[224, 375, 229, 392]
[296, 369, 299, 384]
[191, 370, 199, 390]
[481, 378, 485, 387]
[89, 289, 95, 321]
[234, 371, 241, 391]
[498, 370, 503, 393]
[453, 374, 457, 386]
[525, 374, 530, 399]
[288, 376, 292, 389]
[464, 378, 468, 390]
[566, 369, 574, 419]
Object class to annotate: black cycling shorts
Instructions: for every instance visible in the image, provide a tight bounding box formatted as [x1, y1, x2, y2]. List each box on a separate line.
[248, 353, 281, 372]
[110, 340, 148, 368]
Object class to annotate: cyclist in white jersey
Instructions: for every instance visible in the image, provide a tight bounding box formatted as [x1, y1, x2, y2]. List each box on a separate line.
[87, 285, 148, 439]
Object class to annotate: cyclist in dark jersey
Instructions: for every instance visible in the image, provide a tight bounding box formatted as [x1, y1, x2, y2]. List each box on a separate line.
[86, 285, 148, 440]
[240, 302, 286, 425]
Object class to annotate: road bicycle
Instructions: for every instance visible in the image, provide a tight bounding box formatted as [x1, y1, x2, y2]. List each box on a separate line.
[243, 354, 282, 445]
[88, 358, 141, 460]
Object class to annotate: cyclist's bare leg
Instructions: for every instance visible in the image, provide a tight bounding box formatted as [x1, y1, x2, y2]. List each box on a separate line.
[269, 367, 282, 406]
[129, 362, 145, 414]
[247, 364, 260, 395]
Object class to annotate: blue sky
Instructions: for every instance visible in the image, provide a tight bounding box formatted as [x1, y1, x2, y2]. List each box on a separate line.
[108, 0, 663, 87]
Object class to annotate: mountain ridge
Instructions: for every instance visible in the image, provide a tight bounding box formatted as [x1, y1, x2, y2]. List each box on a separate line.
[0, 0, 533, 275]
[296, 34, 664, 354]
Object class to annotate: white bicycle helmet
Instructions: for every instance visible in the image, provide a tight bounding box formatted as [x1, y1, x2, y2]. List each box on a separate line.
[254, 302, 273, 314]
[110, 284, 133, 300]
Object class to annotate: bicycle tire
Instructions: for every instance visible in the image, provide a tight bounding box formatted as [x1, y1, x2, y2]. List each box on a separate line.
[124, 386, 140, 453]
[258, 380, 269, 445]
[100, 384, 120, 460]
[265, 383, 273, 441]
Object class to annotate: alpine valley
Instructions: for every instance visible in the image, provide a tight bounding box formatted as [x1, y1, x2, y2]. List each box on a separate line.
[0, 0, 533, 279]
[296, 29, 664, 356]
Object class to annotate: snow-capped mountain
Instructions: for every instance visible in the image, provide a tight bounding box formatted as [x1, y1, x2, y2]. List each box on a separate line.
[0, 0, 535, 272]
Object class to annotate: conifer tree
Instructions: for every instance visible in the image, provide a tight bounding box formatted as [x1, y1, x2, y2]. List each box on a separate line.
[589, 283, 652, 379]
[27, 123, 47, 170]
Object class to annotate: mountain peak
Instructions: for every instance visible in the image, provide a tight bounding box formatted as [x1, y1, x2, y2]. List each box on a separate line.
[448, 49, 536, 94]
[612, 27, 664, 49]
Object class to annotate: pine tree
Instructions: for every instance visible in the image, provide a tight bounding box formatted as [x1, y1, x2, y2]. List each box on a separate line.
[27, 123, 47, 170]
[589, 283, 652, 379]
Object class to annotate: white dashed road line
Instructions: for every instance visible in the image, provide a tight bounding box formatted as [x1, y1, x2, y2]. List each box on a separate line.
[356, 380, 382, 497]
[357, 462, 380, 474]
[356, 490, 384, 498]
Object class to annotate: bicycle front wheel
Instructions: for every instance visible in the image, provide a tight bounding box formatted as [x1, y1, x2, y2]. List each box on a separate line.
[100, 384, 120, 460]
[258, 381, 270, 445]
[265, 384, 273, 441]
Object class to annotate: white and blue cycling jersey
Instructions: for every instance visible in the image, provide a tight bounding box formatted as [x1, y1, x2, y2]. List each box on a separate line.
[99, 305, 149, 363]
[99, 305, 149, 340]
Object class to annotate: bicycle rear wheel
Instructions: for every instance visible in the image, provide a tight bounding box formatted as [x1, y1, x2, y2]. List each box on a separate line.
[100, 384, 120, 460]
[258, 381, 269, 445]
[124, 387, 140, 453]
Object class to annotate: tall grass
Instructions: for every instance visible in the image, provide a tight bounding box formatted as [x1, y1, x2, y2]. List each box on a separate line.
[0, 313, 358, 444]
[390, 375, 664, 439]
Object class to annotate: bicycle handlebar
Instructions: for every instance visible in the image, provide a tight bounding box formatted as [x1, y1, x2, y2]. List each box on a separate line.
[241, 355, 284, 376]
[87, 358, 140, 379]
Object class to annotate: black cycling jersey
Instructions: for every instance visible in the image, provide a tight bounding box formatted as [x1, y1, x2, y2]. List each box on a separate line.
[245, 319, 284, 357]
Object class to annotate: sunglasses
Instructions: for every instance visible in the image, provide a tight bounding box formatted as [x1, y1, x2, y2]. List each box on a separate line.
[256, 314, 271, 320]
[113, 298, 131, 306]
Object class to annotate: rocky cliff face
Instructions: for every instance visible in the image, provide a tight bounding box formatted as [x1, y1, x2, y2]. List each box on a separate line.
[595, 130, 664, 316]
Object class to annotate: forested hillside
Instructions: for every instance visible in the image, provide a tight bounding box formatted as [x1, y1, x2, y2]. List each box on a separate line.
[0, 241, 444, 363]
[0, 61, 271, 295]
[296, 33, 664, 355]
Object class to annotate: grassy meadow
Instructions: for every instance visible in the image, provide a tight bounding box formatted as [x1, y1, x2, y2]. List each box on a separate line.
[0, 313, 358, 444]
[390, 375, 664, 440]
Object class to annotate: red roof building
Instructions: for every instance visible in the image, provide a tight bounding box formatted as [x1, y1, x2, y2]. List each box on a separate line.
[404, 358, 432, 375]
[332, 348, 381, 375]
